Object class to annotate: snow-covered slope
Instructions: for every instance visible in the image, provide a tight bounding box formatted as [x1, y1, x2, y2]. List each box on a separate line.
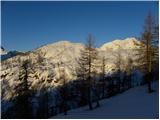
[0, 46, 23, 61]
[51, 81, 159, 119]
[1, 38, 142, 101]
[100, 37, 140, 51]
[1, 41, 85, 100]
[98, 38, 141, 73]
[36, 41, 84, 59]
[0, 46, 7, 55]
[34, 41, 84, 80]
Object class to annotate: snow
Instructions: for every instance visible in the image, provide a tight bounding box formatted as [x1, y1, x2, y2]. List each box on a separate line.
[100, 37, 140, 51]
[1, 38, 146, 101]
[0, 47, 7, 55]
[51, 81, 159, 119]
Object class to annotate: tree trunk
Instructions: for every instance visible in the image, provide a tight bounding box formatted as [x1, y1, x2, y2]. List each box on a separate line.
[147, 72, 152, 93]
[88, 86, 93, 110]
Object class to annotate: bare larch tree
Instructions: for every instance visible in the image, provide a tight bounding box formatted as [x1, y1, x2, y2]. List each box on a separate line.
[134, 12, 158, 93]
[77, 34, 99, 110]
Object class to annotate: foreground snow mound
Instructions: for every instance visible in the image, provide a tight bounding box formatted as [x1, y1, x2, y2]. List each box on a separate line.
[51, 81, 159, 119]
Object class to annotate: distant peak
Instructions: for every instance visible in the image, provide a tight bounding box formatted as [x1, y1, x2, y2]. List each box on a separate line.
[112, 37, 137, 43]
[35, 40, 84, 53]
[0, 46, 7, 55]
[123, 37, 138, 42]
[100, 37, 139, 51]
[1, 46, 5, 51]
[50, 40, 77, 46]
[55, 40, 71, 44]
[46, 40, 84, 47]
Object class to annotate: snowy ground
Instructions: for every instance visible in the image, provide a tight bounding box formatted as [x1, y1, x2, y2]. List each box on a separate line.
[51, 81, 159, 119]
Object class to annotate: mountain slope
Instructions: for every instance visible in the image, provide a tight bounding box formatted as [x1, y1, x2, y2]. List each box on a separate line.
[100, 37, 140, 51]
[1, 38, 142, 101]
[51, 81, 159, 119]
[0, 46, 7, 55]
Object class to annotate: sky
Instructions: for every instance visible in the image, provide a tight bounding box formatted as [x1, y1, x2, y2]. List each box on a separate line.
[1, 1, 159, 52]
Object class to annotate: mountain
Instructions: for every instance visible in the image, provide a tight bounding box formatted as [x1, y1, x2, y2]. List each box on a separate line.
[0, 46, 23, 61]
[98, 38, 141, 73]
[35, 40, 84, 66]
[1, 51, 23, 61]
[1, 38, 142, 101]
[0, 46, 7, 55]
[100, 38, 140, 51]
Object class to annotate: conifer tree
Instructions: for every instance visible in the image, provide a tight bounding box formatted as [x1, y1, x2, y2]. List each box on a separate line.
[101, 56, 106, 98]
[14, 60, 32, 118]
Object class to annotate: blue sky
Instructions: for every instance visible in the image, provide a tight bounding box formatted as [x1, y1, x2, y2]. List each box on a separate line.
[1, 1, 158, 52]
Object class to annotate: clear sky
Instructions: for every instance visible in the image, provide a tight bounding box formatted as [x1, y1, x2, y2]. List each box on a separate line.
[1, 1, 158, 52]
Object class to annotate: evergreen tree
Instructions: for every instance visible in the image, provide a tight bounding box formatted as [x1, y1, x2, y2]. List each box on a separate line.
[101, 56, 106, 98]
[35, 52, 55, 118]
[58, 62, 68, 115]
[112, 44, 123, 93]
[36, 87, 49, 118]
[13, 60, 32, 118]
